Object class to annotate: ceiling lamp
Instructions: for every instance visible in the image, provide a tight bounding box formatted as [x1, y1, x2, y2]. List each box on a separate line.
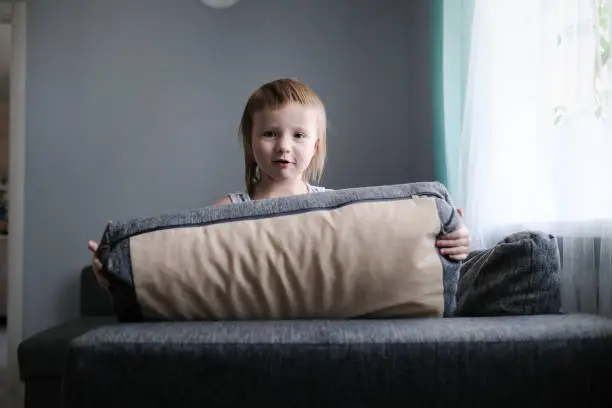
[200, 0, 240, 9]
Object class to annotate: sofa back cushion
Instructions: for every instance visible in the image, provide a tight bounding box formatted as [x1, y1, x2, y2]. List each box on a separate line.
[96, 181, 463, 322]
[80, 266, 114, 316]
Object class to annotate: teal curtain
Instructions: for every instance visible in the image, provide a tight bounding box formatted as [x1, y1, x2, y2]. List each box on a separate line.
[432, 0, 474, 200]
[431, 0, 447, 185]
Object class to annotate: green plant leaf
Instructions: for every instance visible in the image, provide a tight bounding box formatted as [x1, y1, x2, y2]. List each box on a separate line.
[595, 105, 603, 119]
[601, 41, 610, 64]
[553, 105, 566, 126]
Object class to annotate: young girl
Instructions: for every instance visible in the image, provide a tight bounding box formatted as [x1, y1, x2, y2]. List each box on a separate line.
[88, 78, 471, 290]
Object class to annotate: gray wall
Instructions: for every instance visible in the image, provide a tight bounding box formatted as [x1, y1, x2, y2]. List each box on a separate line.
[24, 0, 434, 337]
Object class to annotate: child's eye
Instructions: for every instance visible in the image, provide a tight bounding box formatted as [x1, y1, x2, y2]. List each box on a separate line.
[262, 131, 276, 137]
[295, 133, 306, 139]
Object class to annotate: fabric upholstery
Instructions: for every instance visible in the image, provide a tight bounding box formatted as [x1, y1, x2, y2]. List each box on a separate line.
[456, 231, 562, 316]
[96, 182, 463, 321]
[61, 314, 612, 408]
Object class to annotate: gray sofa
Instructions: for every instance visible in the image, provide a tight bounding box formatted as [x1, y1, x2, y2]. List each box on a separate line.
[18, 263, 612, 408]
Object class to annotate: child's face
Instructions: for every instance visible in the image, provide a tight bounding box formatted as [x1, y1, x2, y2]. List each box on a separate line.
[251, 103, 319, 184]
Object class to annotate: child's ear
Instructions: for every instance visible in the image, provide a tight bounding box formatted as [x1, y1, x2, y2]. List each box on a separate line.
[315, 139, 319, 151]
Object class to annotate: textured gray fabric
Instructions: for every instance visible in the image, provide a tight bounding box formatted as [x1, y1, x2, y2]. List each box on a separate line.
[96, 181, 464, 321]
[456, 231, 562, 316]
[227, 184, 328, 203]
[62, 314, 612, 408]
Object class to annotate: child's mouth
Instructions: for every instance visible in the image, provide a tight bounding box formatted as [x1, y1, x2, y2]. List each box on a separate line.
[274, 160, 293, 168]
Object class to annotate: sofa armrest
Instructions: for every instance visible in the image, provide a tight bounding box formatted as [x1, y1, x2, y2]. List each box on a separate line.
[18, 316, 118, 381]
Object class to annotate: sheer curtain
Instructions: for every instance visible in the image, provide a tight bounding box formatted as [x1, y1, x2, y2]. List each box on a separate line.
[459, 0, 612, 316]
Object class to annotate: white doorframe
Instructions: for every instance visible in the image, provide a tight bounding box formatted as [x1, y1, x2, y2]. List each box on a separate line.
[6, 0, 26, 399]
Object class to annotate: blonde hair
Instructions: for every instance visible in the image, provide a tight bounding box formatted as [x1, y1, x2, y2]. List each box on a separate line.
[238, 78, 327, 197]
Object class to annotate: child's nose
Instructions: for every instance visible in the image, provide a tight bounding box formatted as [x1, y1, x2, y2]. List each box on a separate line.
[276, 135, 291, 152]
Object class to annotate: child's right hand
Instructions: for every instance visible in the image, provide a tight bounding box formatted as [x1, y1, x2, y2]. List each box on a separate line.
[88, 240, 110, 291]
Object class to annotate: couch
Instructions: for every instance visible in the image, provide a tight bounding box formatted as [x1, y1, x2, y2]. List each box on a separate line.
[17, 263, 612, 408]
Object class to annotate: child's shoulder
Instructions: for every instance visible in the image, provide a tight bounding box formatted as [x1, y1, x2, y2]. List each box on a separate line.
[308, 184, 329, 193]
[213, 196, 234, 206]
[214, 192, 249, 205]
[213, 184, 330, 206]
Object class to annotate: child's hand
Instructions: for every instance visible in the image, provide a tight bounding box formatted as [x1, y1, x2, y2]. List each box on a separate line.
[88, 239, 110, 291]
[436, 225, 471, 261]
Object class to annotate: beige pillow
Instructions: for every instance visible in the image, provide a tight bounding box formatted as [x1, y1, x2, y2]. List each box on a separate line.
[96, 182, 463, 321]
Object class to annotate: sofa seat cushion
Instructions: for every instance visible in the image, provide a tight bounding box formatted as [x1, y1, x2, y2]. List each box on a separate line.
[61, 314, 612, 408]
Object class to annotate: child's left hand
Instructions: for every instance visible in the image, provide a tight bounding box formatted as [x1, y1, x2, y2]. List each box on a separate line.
[436, 225, 471, 261]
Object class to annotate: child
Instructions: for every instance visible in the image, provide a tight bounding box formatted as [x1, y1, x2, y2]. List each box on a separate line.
[88, 78, 471, 290]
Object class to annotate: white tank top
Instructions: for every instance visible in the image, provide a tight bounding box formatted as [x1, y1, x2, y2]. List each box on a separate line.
[227, 184, 327, 203]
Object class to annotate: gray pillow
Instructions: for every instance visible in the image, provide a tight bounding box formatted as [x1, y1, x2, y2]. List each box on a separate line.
[456, 231, 562, 316]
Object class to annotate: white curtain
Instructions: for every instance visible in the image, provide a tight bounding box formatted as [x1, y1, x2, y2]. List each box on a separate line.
[460, 0, 612, 316]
